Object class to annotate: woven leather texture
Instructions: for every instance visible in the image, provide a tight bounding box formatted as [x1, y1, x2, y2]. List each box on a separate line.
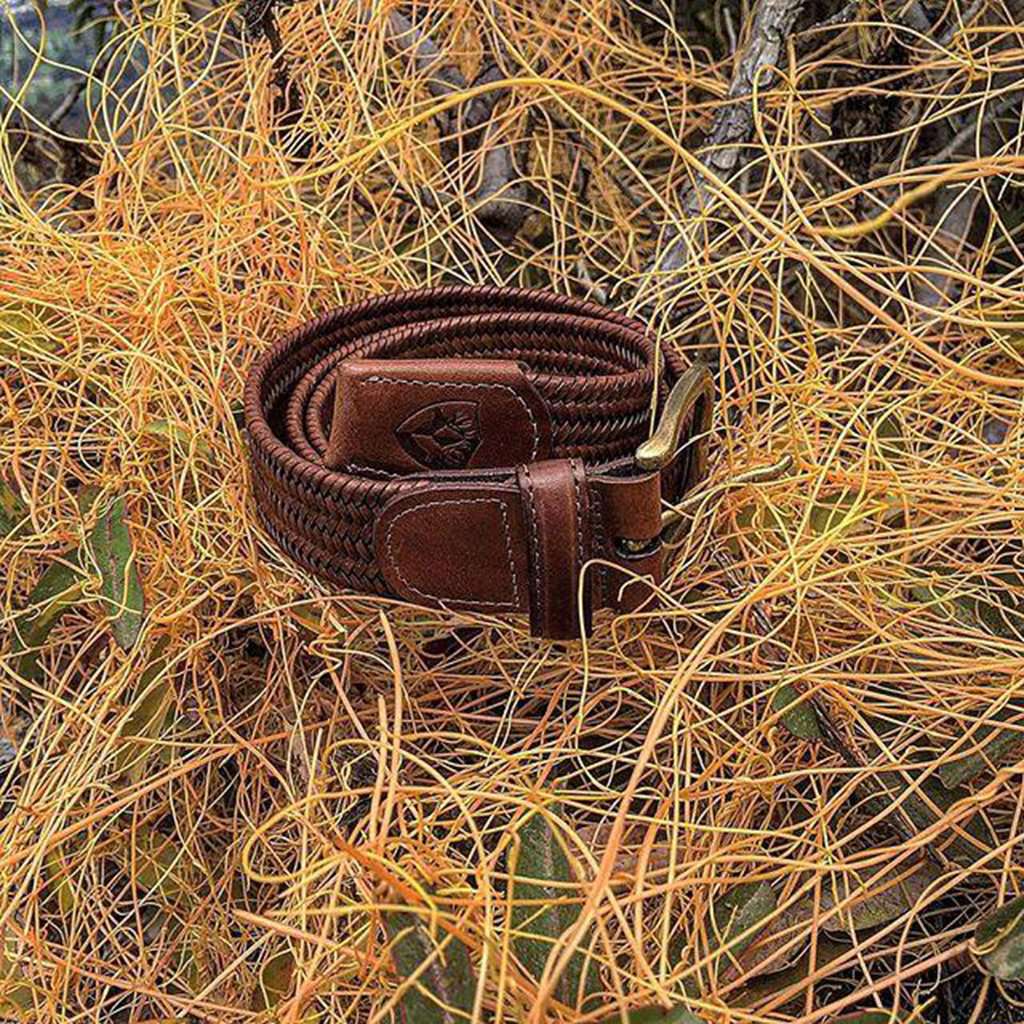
[244, 285, 690, 610]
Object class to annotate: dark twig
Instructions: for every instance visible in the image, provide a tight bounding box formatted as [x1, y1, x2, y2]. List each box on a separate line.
[926, 91, 1022, 168]
[46, 55, 111, 139]
[936, 0, 988, 47]
[383, 9, 466, 154]
[911, 91, 1022, 311]
[242, 0, 276, 40]
[380, 7, 528, 243]
[525, 108, 593, 210]
[47, 79, 90, 132]
[243, 0, 311, 159]
[9, 110, 99, 190]
[814, 0, 863, 28]
[384, 12, 466, 102]
[647, 0, 811, 279]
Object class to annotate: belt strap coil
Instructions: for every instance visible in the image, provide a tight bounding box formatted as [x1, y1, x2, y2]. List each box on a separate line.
[244, 285, 710, 639]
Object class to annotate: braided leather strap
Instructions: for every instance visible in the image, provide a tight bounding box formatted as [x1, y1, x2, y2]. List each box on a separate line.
[244, 286, 709, 639]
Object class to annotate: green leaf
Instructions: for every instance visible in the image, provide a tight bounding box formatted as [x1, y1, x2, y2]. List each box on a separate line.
[879, 774, 994, 865]
[808, 494, 865, 537]
[821, 862, 941, 935]
[385, 910, 476, 1024]
[735, 938, 849, 1007]
[116, 639, 172, 781]
[142, 420, 211, 456]
[510, 805, 599, 1009]
[253, 948, 318, 1019]
[718, 860, 933, 989]
[808, 491, 902, 538]
[146, 911, 201, 996]
[132, 826, 186, 902]
[772, 684, 822, 740]
[937, 706, 1024, 788]
[876, 412, 907, 459]
[973, 894, 1024, 980]
[707, 882, 777, 974]
[0, 928, 34, 1014]
[172, 945, 202, 996]
[76, 484, 102, 518]
[914, 778, 995, 864]
[88, 497, 144, 650]
[729, 490, 899, 557]
[726, 502, 789, 556]
[0, 308, 60, 358]
[43, 845, 77, 915]
[13, 552, 87, 682]
[596, 1006, 704, 1023]
[0, 477, 30, 538]
[715, 894, 814, 983]
[909, 568, 1024, 642]
[256, 949, 294, 1008]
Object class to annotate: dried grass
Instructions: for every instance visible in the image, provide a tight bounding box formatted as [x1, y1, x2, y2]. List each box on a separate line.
[1, 0, 1024, 1020]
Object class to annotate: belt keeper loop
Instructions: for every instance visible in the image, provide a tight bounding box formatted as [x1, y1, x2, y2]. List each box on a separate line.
[591, 472, 666, 616]
[516, 458, 592, 640]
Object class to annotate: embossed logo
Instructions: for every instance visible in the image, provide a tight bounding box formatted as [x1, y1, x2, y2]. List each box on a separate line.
[395, 401, 481, 469]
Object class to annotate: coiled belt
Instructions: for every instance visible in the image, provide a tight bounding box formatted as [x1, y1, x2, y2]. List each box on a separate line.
[244, 286, 711, 639]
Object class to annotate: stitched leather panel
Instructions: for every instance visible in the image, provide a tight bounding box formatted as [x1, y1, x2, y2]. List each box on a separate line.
[516, 459, 592, 639]
[376, 484, 531, 612]
[324, 358, 552, 474]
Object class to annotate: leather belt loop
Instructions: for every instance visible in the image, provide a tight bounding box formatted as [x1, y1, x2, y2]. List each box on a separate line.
[516, 459, 592, 640]
[590, 472, 666, 615]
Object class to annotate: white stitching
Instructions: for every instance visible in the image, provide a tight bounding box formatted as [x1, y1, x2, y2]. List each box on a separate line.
[570, 460, 585, 575]
[592, 485, 610, 605]
[384, 497, 522, 608]
[347, 462, 398, 478]
[520, 464, 543, 627]
[361, 376, 540, 460]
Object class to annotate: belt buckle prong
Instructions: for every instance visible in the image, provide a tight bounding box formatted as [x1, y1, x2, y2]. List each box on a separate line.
[627, 362, 713, 549]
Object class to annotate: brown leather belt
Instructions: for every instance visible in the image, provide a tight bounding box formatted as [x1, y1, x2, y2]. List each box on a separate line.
[244, 286, 712, 639]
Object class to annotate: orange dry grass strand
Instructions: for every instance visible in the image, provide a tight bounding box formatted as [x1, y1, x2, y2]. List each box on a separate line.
[3, 0, 1024, 1020]
[261, 71, 1024, 387]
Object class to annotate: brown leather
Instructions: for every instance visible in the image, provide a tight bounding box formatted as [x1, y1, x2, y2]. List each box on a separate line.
[590, 471, 667, 613]
[516, 459, 591, 639]
[377, 482, 531, 612]
[324, 358, 552, 474]
[244, 285, 709, 639]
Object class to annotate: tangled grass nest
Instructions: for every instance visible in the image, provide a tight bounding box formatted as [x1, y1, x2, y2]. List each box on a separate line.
[2, 0, 1024, 1020]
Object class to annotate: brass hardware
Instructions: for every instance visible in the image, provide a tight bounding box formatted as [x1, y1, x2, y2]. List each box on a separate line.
[616, 363, 714, 554]
[643, 363, 713, 542]
[635, 363, 713, 472]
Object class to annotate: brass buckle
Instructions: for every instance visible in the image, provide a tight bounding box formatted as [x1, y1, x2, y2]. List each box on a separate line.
[634, 362, 713, 543]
